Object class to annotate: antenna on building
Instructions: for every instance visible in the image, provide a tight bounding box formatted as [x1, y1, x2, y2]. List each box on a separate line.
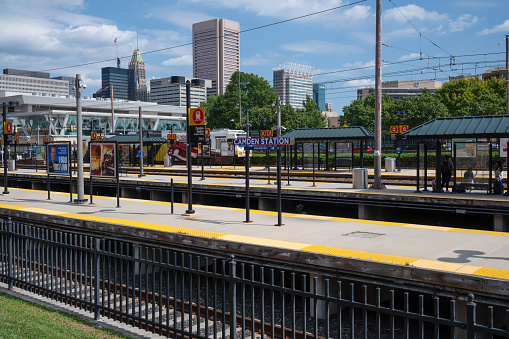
[137, 32, 139, 50]
[114, 37, 120, 68]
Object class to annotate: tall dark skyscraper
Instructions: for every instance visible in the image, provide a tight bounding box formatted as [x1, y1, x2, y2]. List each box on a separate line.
[129, 49, 148, 101]
[101, 67, 136, 101]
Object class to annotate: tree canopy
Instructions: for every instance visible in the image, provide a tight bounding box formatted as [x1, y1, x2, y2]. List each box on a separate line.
[341, 77, 506, 132]
[201, 72, 327, 132]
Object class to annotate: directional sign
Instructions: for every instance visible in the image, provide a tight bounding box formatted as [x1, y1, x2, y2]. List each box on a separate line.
[400, 125, 409, 133]
[260, 130, 266, 137]
[390, 125, 398, 134]
[14, 135, 19, 142]
[189, 108, 205, 126]
[204, 128, 210, 138]
[167, 133, 177, 140]
[4, 122, 12, 135]
[91, 132, 97, 140]
[244, 146, 278, 151]
[233, 137, 294, 146]
[396, 147, 402, 155]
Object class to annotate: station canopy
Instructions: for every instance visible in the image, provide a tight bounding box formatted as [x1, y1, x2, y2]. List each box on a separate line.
[282, 127, 374, 141]
[106, 135, 168, 144]
[403, 115, 509, 139]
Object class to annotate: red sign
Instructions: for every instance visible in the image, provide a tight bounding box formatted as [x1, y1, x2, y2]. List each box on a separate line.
[14, 135, 19, 142]
[204, 128, 210, 137]
[189, 108, 205, 126]
[43, 137, 49, 143]
[260, 130, 266, 137]
[167, 133, 177, 140]
[267, 130, 274, 137]
[390, 125, 398, 133]
[91, 132, 97, 140]
[400, 125, 409, 133]
[4, 122, 12, 135]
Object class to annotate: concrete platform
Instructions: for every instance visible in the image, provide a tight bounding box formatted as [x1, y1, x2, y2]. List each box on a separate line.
[0, 187, 508, 297]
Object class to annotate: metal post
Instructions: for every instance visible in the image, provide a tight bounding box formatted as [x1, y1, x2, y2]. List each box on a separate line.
[110, 84, 115, 133]
[7, 217, 13, 290]
[138, 107, 144, 177]
[3, 103, 8, 194]
[372, 0, 384, 189]
[13, 130, 16, 170]
[75, 74, 87, 204]
[466, 294, 476, 339]
[286, 145, 291, 186]
[397, 114, 401, 171]
[244, 106, 251, 223]
[228, 255, 237, 339]
[416, 143, 420, 192]
[89, 173, 93, 204]
[94, 238, 101, 320]
[185, 81, 194, 214]
[68, 142, 73, 202]
[171, 178, 174, 214]
[200, 143, 205, 181]
[312, 142, 316, 187]
[276, 97, 283, 226]
[424, 144, 429, 191]
[506, 35, 509, 116]
[116, 142, 120, 208]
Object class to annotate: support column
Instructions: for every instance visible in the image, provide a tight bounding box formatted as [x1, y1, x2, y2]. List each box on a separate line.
[493, 215, 509, 232]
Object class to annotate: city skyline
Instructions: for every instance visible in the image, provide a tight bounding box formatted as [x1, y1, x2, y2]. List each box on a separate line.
[0, 0, 508, 114]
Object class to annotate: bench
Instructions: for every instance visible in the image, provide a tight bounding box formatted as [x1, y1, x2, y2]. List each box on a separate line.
[335, 158, 353, 171]
[455, 182, 489, 193]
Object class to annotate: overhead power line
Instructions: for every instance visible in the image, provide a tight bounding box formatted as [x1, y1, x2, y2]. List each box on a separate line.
[43, 0, 368, 72]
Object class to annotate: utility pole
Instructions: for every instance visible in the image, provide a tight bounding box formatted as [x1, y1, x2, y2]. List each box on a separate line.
[506, 35, 508, 115]
[110, 84, 115, 133]
[138, 107, 144, 177]
[75, 74, 87, 203]
[372, 0, 385, 189]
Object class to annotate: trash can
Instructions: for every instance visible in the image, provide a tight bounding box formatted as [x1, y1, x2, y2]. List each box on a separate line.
[385, 157, 396, 172]
[164, 156, 173, 167]
[352, 168, 368, 189]
[7, 160, 15, 171]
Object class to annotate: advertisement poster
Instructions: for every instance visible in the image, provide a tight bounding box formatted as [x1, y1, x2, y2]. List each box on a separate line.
[221, 142, 234, 157]
[501, 139, 508, 157]
[453, 139, 476, 158]
[90, 143, 116, 177]
[36, 146, 45, 161]
[47, 144, 69, 174]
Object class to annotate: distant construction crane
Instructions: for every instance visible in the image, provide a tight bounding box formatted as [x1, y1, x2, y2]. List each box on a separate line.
[114, 37, 120, 68]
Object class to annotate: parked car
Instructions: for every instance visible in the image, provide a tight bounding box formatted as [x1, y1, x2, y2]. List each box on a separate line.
[353, 146, 373, 152]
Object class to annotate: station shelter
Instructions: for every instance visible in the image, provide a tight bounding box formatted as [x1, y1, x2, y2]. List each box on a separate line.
[402, 115, 509, 194]
[281, 127, 374, 171]
[105, 134, 169, 167]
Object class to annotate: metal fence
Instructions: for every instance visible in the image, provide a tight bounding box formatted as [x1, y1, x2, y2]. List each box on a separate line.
[1, 217, 509, 338]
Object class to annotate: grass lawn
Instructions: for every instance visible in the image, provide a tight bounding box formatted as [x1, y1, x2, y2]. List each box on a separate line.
[0, 292, 133, 338]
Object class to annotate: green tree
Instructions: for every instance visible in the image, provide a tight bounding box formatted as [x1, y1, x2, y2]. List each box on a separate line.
[434, 77, 506, 116]
[394, 90, 449, 128]
[201, 71, 277, 130]
[297, 95, 328, 128]
[341, 93, 397, 132]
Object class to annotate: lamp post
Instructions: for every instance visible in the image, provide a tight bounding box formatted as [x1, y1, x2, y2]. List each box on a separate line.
[75, 74, 88, 204]
[261, 118, 272, 184]
[3, 101, 19, 194]
[394, 111, 406, 172]
[170, 76, 205, 214]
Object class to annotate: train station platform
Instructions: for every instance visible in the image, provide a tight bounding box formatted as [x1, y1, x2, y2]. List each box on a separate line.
[0, 187, 508, 297]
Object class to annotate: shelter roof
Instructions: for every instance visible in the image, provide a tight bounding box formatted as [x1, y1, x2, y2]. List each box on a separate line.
[282, 127, 373, 140]
[106, 135, 168, 143]
[403, 115, 509, 139]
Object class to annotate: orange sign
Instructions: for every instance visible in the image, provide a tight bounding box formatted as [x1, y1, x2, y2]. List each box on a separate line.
[14, 135, 19, 142]
[188, 108, 205, 126]
[91, 132, 97, 140]
[204, 128, 210, 137]
[267, 130, 274, 137]
[97, 136, 104, 141]
[43, 137, 49, 143]
[400, 125, 409, 133]
[3, 122, 12, 134]
[167, 133, 177, 140]
[260, 130, 266, 137]
[390, 125, 399, 134]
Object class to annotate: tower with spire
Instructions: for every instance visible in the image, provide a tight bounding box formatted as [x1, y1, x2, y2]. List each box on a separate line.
[129, 38, 148, 101]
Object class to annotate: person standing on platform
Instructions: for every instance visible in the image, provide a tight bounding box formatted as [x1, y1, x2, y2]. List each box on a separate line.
[440, 155, 454, 192]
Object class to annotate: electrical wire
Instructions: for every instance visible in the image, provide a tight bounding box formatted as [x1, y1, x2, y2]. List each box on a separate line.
[43, 0, 368, 72]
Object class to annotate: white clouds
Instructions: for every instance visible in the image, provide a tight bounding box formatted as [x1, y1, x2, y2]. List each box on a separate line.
[162, 55, 192, 66]
[398, 53, 421, 61]
[480, 19, 509, 35]
[384, 5, 478, 34]
[384, 5, 448, 24]
[147, 8, 213, 29]
[281, 40, 362, 55]
[449, 14, 478, 32]
[343, 79, 374, 88]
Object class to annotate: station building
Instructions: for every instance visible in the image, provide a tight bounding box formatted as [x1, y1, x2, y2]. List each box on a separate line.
[0, 91, 186, 145]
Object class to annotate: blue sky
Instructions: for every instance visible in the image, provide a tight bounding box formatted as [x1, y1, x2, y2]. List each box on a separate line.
[1, 0, 508, 115]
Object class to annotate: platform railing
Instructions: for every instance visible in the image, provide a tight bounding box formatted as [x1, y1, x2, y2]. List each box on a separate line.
[1, 217, 509, 338]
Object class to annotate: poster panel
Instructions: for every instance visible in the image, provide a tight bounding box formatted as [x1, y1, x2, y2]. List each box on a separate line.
[47, 144, 69, 174]
[500, 138, 508, 157]
[36, 146, 45, 161]
[453, 139, 476, 158]
[90, 143, 116, 177]
[221, 142, 234, 157]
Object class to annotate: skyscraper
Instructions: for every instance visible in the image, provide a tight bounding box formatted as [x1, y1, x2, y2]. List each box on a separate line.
[273, 62, 314, 109]
[101, 67, 136, 101]
[192, 18, 240, 97]
[129, 49, 148, 101]
[313, 83, 326, 111]
[150, 77, 211, 107]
